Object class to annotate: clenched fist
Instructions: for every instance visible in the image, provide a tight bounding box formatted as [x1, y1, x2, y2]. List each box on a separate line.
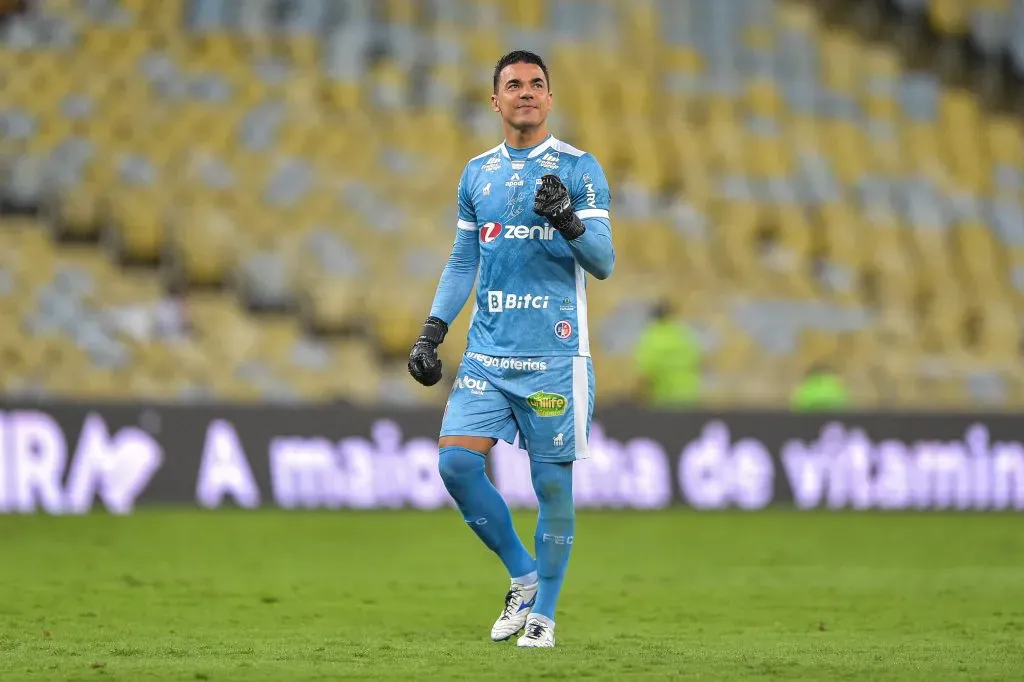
[533, 174, 585, 240]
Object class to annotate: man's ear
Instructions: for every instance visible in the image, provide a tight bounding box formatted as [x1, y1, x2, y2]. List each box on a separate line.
[490, 93, 500, 113]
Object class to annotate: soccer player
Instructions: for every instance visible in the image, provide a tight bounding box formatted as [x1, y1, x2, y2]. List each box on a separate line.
[407, 50, 614, 648]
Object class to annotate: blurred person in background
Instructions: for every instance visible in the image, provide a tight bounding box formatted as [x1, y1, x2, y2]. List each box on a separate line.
[634, 300, 701, 408]
[406, 50, 614, 649]
[790, 362, 849, 412]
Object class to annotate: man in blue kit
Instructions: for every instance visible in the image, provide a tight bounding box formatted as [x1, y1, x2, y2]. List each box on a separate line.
[408, 50, 614, 648]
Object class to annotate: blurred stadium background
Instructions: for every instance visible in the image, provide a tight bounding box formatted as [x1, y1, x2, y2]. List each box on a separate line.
[2, 0, 1024, 410]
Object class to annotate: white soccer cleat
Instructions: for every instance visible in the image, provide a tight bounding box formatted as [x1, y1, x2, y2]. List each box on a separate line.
[490, 581, 538, 641]
[516, 616, 555, 648]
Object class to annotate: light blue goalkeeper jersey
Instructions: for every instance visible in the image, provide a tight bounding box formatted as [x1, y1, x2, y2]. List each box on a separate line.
[430, 134, 614, 358]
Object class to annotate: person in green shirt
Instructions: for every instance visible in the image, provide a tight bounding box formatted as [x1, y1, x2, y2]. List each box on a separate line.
[791, 363, 849, 411]
[634, 301, 701, 408]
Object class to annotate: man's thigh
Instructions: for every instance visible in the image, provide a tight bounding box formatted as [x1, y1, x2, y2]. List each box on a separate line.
[507, 356, 594, 463]
[439, 353, 519, 445]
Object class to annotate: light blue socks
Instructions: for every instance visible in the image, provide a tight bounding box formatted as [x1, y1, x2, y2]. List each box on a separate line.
[438, 446, 536, 579]
[529, 460, 575, 620]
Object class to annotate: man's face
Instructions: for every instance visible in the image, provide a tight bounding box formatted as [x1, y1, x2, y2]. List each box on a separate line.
[491, 62, 552, 130]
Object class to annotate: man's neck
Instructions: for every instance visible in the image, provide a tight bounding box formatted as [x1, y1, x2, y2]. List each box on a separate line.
[504, 125, 550, 151]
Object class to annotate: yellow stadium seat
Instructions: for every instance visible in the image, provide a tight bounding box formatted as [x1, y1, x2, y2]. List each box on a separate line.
[976, 303, 1019, 364]
[748, 134, 791, 179]
[774, 205, 813, 261]
[255, 315, 303, 367]
[596, 350, 643, 402]
[863, 44, 902, 77]
[746, 79, 784, 119]
[104, 187, 166, 263]
[168, 204, 237, 286]
[509, 0, 545, 28]
[903, 122, 942, 173]
[299, 276, 364, 335]
[909, 227, 953, 276]
[823, 121, 867, 183]
[819, 203, 866, 271]
[330, 338, 383, 404]
[929, 0, 968, 34]
[956, 222, 1006, 300]
[820, 29, 861, 96]
[986, 117, 1023, 167]
[54, 183, 103, 239]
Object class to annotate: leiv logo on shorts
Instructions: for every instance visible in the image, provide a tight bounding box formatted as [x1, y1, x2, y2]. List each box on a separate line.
[526, 391, 568, 417]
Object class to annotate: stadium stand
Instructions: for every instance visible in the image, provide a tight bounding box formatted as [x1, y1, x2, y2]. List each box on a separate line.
[1, 0, 1023, 408]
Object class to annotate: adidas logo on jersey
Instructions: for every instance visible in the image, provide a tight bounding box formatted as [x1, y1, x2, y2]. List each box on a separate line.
[537, 152, 560, 170]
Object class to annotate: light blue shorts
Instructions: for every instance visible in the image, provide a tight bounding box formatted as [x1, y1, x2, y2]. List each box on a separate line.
[439, 352, 595, 463]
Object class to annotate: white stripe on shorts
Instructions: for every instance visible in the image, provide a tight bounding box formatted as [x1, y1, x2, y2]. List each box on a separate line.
[572, 356, 589, 460]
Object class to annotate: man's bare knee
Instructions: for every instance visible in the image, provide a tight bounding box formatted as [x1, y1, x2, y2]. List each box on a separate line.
[439, 435, 496, 456]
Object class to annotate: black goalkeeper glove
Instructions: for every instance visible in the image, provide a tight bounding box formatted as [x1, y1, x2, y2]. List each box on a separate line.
[408, 316, 448, 387]
[533, 174, 586, 240]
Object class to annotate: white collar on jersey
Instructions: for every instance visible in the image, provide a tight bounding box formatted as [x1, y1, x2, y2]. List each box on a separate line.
[500, 135, 557, 160]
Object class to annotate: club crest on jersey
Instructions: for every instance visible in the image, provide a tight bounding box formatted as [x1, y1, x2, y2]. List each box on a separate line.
[554, 320, 573, 340]
[480, 222, 502, 243]
[482, 155, 501, 172]
[537, 152, 560, 170]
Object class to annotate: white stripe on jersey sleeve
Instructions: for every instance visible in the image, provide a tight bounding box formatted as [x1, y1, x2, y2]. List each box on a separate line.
[457, 219, 477, 231]
[574, 263, 591, 357]
[572, 356, 590, 460]
[576, 208, 609, 220]
[551, 139, 587, 157]
[526, 136, 557, 158]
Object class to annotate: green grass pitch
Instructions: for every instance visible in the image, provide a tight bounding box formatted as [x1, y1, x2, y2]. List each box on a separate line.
[1, 508, 1022, 681]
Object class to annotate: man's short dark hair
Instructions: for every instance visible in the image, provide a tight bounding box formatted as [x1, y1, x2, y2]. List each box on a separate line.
[492, 50, 549, 93]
